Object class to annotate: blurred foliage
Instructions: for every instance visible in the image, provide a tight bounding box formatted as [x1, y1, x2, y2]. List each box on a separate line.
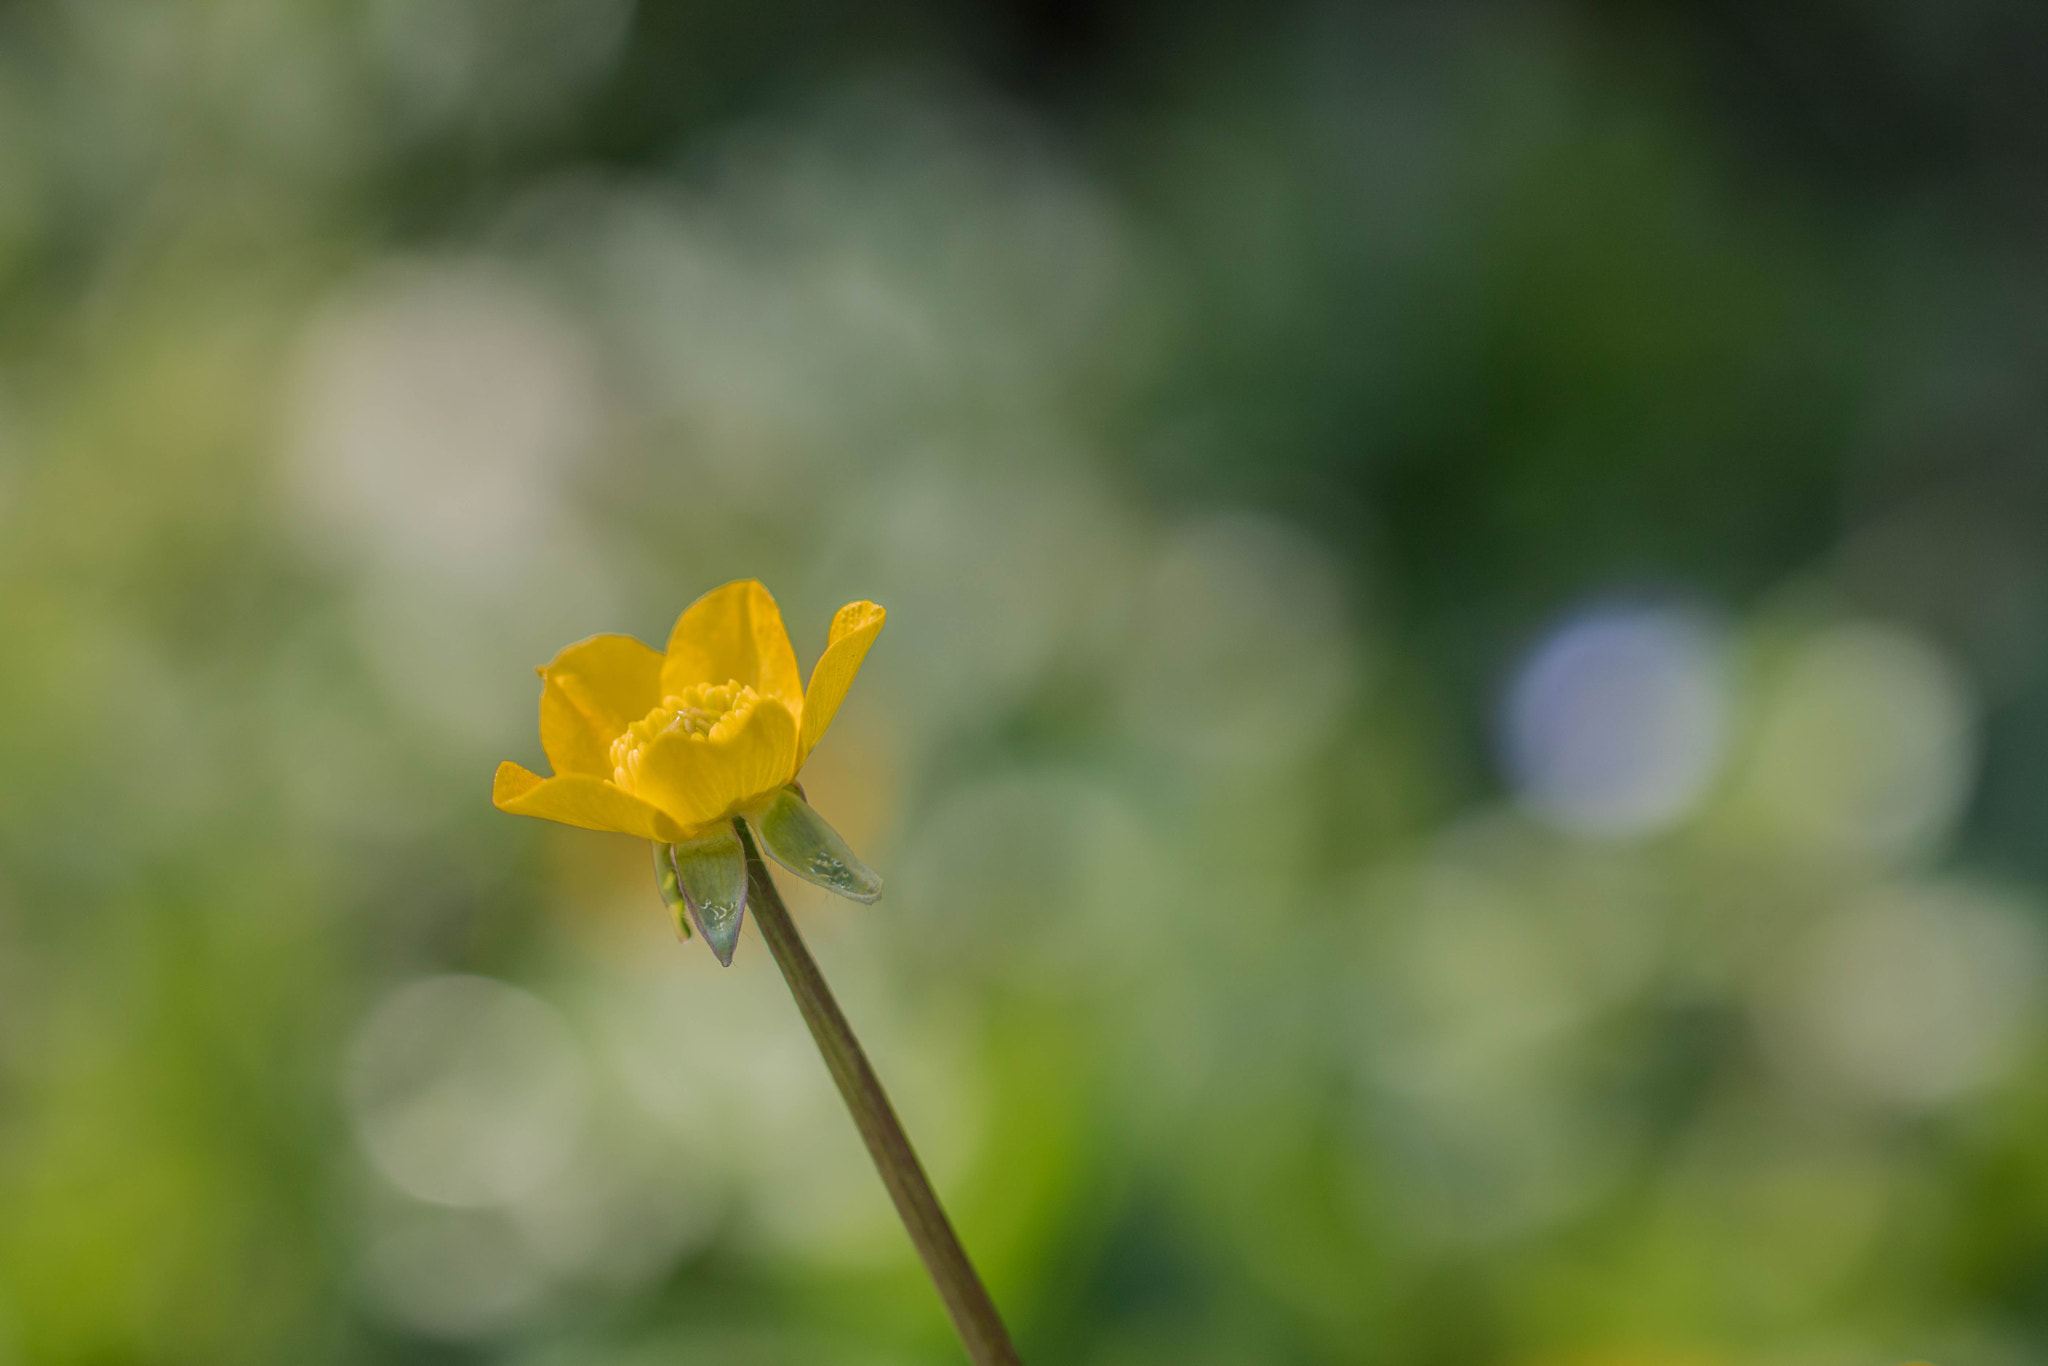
[5, 2, 2048, 1364]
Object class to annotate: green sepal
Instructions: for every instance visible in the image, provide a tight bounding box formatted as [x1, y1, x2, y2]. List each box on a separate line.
[668, 824, 749, 966]
[651, 840, 692, 940]
[743, 787, 883, 903]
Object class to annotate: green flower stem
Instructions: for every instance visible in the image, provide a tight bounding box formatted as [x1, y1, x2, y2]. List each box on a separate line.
[737, 821, 1023, 1366]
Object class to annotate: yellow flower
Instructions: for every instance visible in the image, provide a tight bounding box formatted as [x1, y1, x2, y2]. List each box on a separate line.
[493, 579, 886, 962]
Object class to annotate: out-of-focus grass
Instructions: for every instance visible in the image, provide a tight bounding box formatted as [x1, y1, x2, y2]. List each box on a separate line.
[2, 4, 2048, 1365]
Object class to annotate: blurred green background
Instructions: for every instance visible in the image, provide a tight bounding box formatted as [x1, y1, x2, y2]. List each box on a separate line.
[3, 1, 2047, 1363]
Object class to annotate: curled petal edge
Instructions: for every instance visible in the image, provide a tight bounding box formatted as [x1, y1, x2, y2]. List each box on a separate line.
[799, 600, 885, 764]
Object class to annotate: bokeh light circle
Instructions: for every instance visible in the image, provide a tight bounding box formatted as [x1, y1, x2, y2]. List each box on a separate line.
[1503, 605, 1731, 838]
[344, 974, 589, 1208]
[1744, 620, 1978, 862]
[1782, 881, 2044, 1108]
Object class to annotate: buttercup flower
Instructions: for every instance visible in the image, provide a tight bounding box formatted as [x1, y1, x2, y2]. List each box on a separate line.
[493, 581, 1019, 1364]
[493, 579, 885, 963]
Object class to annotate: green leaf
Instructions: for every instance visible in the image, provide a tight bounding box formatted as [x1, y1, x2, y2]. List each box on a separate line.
[651, 840, 692, 939]
[669, 824, 749, 965]
[745, 787, 883, 903]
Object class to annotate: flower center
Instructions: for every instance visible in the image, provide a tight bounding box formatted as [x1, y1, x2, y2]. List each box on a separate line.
[609, 681, 759, 794]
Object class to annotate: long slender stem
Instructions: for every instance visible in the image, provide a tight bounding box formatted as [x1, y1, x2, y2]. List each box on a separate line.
[738, 824, 1023, 1366]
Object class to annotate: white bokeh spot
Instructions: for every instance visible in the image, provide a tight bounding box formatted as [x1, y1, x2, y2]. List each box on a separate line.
[1504, 605, 1731, 838]
[345, 975, 589, 1208]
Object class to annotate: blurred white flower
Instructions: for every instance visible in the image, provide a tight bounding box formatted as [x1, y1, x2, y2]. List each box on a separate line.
[345, 975, 589, 1208]
[282, 259, 621, 746]
[1741, 620, 1978, 863]
[1777, 881, 2045, 1109]
[285, 259, 601, 579]
[507, 1122, 717, 1290]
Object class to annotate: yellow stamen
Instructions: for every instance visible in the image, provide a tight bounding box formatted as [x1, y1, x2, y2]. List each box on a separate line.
[609, 681, 759, 794]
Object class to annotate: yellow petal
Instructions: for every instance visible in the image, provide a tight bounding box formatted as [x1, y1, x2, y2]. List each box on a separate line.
[492, 762, 684, 841]
[539, 633, 666, 777]
[661, 580, 803, 715]
[799, 600, 885, 764]
[629, 696, 800, 833]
